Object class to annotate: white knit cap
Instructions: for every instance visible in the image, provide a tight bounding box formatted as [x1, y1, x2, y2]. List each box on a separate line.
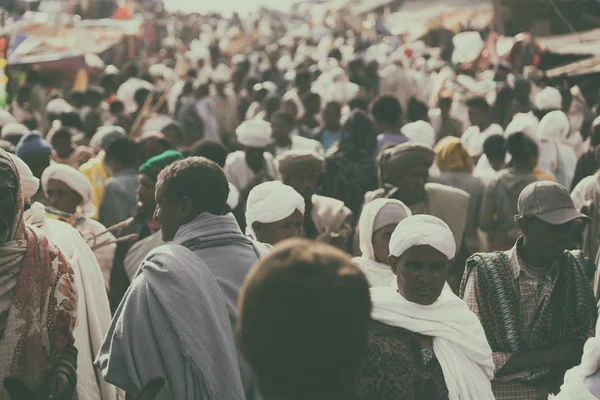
[1, 123, 29, 139]
[236, 119, 273, 148]
[389, 215, 456, 260]
[245, 181, 305, 239]
[41, 164, 96, 218]
[534, 86, 562, 111]
[7, 153, 40, 203]
[401, 121, 436, 147]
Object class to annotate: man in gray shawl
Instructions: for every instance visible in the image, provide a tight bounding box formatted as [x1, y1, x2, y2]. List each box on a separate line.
[96, 157, 267, 399]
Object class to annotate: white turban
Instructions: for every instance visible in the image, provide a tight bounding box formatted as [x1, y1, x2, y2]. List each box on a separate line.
[46, 98, 73, 115]
[8, 154, 40, 203]
[41, 164, 96, 218]
[401, 121, 436, 147]
[358, 198, 412, 260]
[245, 181, 305, 239]
[537, 110, 571, 142]
[535, 86, 562, 111]
[389, 215, 456, 260]
[1, 123, 29, 140]
[236, 119, 273, 149]
[505, 112, 539, 139]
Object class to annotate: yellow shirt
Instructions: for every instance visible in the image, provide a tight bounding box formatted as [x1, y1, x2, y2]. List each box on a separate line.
[79, 151, 109, 220]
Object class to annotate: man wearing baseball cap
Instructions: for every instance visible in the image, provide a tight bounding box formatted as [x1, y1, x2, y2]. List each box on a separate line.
[461, 181, 598, 400]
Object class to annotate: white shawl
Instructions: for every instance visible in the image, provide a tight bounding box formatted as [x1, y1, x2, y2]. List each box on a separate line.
[351, 257, 395, 288]
[370, 283, 495, 400]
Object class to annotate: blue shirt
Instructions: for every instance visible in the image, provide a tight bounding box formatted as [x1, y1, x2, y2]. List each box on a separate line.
[320, 129, 342, 153]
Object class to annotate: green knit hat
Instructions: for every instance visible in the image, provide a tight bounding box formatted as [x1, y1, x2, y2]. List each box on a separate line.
[138, 150, 184, 181]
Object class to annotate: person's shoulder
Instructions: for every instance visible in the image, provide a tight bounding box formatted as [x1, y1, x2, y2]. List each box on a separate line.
[488, 123, 504, 135]
[573, 174, 596, 192]
[225, 151, 245, 166]
[425, 182, 470, 199]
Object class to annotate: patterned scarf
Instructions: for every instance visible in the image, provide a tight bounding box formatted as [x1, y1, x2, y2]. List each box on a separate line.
[0, 150, 78, 398]
[460, 248, 598, 381]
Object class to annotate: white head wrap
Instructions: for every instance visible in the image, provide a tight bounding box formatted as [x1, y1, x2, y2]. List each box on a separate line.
[505, 112, 540, 141]
[236, 119, 273, 148]
[537, 110, 571, 142]
[1, 123, 29, 140]
[389, 215, 456, 260]
[8, 154, 40, 203]
[245, 181, 305, 239]
[535, 86, 562, 111]
[401, 121, 436, 147]
[46, 98, 73, 115]
[212, 64, 232, 84]
[358, 198, 412, 260]
[41, 164, 96, 218]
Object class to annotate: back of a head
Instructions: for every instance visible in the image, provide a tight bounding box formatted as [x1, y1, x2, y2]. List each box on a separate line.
[105, 138, 138, 168]
[238, 239, 371, 398]
[506, 131, 538, 164]
[407, 97, 429, 122]
[348, 95, 370, 112]
[190, 140, 228, 168]
[466, 96, 491, 113]
[340, 109, 377, 154]
[371, 95, 401, 126]
[157, 156, 229, 215]
[483, 134, 507, 162]
[50, 129, 71, 146]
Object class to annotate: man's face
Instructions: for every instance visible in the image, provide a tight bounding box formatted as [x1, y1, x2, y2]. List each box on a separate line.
[254, 210, 304, 246]
[51, 137, 73, 159]
[0, 168, 16, 245]
[46, 179, 81, 215]
[137, 174, 157, 218]
[154, 179, 185, 242]
[283, 169, 320, 201]
[271, 116, 293, 141]
[387, 164, 428, 206]
[521, 217, 573, 263]
[468, 107, 487, 128]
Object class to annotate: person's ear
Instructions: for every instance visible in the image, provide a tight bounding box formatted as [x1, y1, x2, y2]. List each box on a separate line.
[388, 256, 399, 275]
[447, 258, 455, 272]
[517, 217, 528, 234]
[180, 196, 194, 220]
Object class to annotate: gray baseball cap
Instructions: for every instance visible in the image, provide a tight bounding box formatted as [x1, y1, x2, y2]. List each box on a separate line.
[517, 181, 590, 225]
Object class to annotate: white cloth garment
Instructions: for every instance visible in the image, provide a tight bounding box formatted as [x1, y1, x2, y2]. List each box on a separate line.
[550, 317, 600, 400]
[535, 86, 562, 111]
[46, 98, 74, 115]
[7, 154, 40, 202]
[389, 214, 457, 260]
[1, 123, 29, 140]
[461, 123, 504, 157]
[401, 121, 436, 147]
[236, 119, 273, 148]
[41, 164, 97, 218]
[274, 136, 324, 158]
[224, 151, 279, 192]
[245, 181, 305, 239]
[351, 257, 395, 288]
[537, 111, 578, 189]
[370, 283, 495, 400]
[505, 112, 540, 142]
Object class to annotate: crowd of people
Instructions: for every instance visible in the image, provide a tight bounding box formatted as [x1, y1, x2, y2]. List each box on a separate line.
[2, 5, 600, 400]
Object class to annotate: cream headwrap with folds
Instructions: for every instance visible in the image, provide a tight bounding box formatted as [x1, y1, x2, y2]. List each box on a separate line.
[7, 154, 40, 203]
[377, 142, 435, 187]
[245, 181, 305, 239]
[276, 150, 325, 178]
[401, 121, 436, 147]
[359, 198, 412, 260]
[389, 214, 456, 260]
[41, 164, 96, 218]
[236, 119, 273, 149]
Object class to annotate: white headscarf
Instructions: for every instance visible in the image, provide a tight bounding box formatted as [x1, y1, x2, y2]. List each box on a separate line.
[505, 112, 540, 142]
[389, 214, 457, 260]
[535, 86, 562, 111]
[7, 154, 40, 203]
[401, 121, 436, 147]
[46, 98, 73, 115]
[537, 110, 571, 142]
[41, 164, 96, 218]
[245, 181, 305, 239]
[236, 119, 273, 149]
[1, 123, 29, 140]
[371, 216, 494, 400]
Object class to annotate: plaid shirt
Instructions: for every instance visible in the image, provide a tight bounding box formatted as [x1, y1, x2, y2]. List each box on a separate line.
[463, 241, 568, 400]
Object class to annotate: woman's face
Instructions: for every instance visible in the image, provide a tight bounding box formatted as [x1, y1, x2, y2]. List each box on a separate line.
[390, 245, 450, 306]
[372, 224, 397, 263]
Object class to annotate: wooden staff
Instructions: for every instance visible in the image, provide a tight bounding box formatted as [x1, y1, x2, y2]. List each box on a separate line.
[85, 217, 135, 244]
[90, 234, 140, 251]
[130, 89, 171, 140]
[129, 91, 155, 139]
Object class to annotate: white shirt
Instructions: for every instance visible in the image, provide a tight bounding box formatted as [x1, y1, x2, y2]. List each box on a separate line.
[224, 151, 279, 192]
[274, 136, 324, 158]
[461, 123, 503, 157]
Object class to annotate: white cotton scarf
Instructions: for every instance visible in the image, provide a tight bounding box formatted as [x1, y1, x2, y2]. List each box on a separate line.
[351, 257, 395, 288]
[370, 283, 495, 400]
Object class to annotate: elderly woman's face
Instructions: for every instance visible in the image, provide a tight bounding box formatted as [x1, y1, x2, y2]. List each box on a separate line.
[372, 224, 396, 263]
[0, 168, 16, 245]
[390, 245, 449, 306]
[46, 179, 82, 215]
[388, 165, 428, 206]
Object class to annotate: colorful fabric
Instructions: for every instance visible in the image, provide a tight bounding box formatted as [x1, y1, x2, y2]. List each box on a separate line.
[0, 150, 77, 397]
[460, 244, 597, 384]
[79, 152, 109, 220]
[435, 136, 473, 173]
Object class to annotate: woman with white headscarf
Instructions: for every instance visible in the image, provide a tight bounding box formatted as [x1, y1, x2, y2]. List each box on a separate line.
[356, 215, 495, 400]
[245, 181, 305, 246]
[352, 198, 412, 287]
[537, 111, 578, 189]
[41, 164, 116, 290]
